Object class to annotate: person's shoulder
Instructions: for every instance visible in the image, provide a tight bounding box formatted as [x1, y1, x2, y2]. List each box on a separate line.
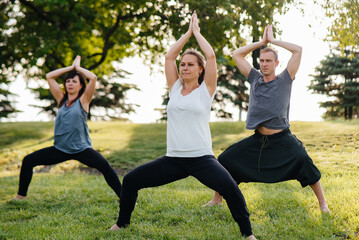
[172, 79, 181, 90]
[248, 68, 262, 82]
[278, 68, 293, 82]
[200, 79, 208, 89]
[200, 80, 216, 99]
[169, 79, 181, 97]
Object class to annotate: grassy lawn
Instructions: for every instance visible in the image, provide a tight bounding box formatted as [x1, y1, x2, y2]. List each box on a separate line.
[0, 121, 358, 239]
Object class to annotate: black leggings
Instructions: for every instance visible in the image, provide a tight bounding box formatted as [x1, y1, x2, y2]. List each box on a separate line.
[17, 146, 121, 198]
[116, 155, 252, 237]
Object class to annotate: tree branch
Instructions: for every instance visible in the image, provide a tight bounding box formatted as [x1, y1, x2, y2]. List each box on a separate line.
[45, 52, 66, 72]
[19, 0, 55, 25]
[88, 11, 145, 70]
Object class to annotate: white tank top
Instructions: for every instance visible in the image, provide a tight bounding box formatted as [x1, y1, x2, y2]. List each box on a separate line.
[166, 79, 215, 157]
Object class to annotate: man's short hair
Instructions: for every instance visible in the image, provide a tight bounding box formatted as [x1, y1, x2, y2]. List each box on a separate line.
[260, 47, 278, 61]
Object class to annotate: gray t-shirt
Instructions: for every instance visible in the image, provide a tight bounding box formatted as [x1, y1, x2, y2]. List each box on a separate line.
[246, 68, 293, 130]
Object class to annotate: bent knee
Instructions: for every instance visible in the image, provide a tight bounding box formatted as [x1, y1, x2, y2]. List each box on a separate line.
[122, 172, 138, 189]
[94, 161, 113, 173]
[22, 154, 36, 167]
[218, 153, 229, 167]
[216, 178, 239, 194]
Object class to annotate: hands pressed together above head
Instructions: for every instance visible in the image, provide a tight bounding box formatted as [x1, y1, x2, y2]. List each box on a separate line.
[262, 25, 275, 44]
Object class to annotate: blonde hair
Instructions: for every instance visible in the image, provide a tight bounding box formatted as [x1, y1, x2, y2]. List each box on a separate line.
[260, 47, 278, 61]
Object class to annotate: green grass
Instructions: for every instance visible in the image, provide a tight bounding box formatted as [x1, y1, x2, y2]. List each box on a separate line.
[0, 120, 358, 239]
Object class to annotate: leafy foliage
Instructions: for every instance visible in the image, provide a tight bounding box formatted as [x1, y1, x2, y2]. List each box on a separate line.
[0, 86, 18, 119]
[215, 58, 249, 119]
[309, 51, 359, 119]
[1, 0, 295, 120]
[0, 2, 19, 119]
[320, 0, 359, 53]
[0, 0, 175, 119]
[157, 0, 295, 120]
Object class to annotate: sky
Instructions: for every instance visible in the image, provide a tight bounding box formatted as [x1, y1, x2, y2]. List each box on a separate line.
[8, 1, 331, 123]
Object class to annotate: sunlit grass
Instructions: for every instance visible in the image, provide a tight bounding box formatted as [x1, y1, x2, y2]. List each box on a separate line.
[0, 120, 358, 239]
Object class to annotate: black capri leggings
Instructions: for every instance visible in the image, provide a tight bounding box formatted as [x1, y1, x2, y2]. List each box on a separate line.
[17, 146, 121, 198]
[116, 155, 252, 237]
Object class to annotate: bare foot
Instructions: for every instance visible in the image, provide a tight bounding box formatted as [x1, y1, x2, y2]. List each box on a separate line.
[109, 224, 120, 231]
[321, 205, 330, 214]
[202, 199, 222, 207]
[246, 235, 257, 239]
[202, 192, 223, 207]
[11, 194, 27, 200]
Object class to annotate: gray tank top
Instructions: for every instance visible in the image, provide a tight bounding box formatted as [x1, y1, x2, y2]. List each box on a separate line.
[54, 98, 92, 154]
[246, 68, 293, 130]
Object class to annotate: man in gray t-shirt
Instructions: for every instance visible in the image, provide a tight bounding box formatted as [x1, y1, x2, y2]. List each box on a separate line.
[204, 25, 329, 214]
[246, 67, 293, 130]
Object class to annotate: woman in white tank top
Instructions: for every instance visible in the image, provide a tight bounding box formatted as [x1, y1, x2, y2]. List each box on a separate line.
[111, 13, 256, 239]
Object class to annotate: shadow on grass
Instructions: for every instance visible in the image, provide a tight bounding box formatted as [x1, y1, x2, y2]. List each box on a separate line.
[1, 121, 247, 180]
[210, 121, 247, 152]
[2, 122, 167, 178]
[0, 122, 54, 149]
[21, 137, 54, 149]
[105, 121, 247, 176]
[105, 123, 167, 176]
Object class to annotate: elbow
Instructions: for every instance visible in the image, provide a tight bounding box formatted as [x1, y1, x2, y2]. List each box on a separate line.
[45, 73, 52, 81]
[206, 52, 216, 60]
[90, 75, 97, 82]
[232, 50, 238, 58]
[232, 48, 244, 58]
[165, 53, 175, 61]
[232, 49, 245, 59]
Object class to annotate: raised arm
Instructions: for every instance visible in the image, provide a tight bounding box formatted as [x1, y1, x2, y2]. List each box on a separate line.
[266, 25, 302, 79]
[76, 57, 97, 109]
[192, 13, 217, 97]
[233, 26, 268, 78]
[46, 59, 77, 105]
[164, 16, 193, 91]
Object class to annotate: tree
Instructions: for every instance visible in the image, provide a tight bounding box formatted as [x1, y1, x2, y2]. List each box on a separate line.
[1, 0, 296, 121]
[214, 58, 249, 120]
[0, 0, 177, 120]
[309, 0, 359, 120]
[157, 0, 296, 120]
[309, 51, 359, 119]
[0, 2, 18, 119]
[0, 85, 18, 120]
[320, 0, 359, 53]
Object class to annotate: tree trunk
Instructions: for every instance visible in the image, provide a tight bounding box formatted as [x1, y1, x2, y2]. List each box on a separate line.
[238, 107, 242, 122]
[88, 108, 92, 120]
[252, 36, 260, 70]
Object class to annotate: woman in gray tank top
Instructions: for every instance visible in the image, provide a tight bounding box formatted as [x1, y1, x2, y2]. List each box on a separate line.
[13, 56, 121, 200]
